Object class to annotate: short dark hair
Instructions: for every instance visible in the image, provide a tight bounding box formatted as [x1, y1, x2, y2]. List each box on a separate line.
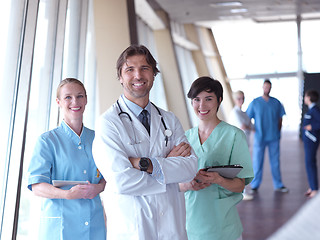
[264, 79, 272, 85]
[116, 45, 160, 79]
[187, 76, 223, 104]
[306, 89, 319, 103]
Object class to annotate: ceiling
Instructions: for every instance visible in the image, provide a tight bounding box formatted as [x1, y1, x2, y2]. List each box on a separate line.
[150, 0, 320, 23]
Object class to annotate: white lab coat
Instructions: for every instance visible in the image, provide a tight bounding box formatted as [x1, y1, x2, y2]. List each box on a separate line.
[93, 97, 198, 240]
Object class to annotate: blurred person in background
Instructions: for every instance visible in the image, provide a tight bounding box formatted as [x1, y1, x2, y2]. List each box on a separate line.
[302, 89, 320, 198]
[246, 79, 288, 193]
[229, 90, 255, 200]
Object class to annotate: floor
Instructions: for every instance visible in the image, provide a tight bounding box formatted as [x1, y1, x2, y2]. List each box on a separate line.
[237, 129, 314, 240]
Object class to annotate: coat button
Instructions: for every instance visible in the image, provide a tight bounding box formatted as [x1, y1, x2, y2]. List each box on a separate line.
[78, 146, 82, 149]
[83, 170, 87, 174]
[85, 221, 89, 226]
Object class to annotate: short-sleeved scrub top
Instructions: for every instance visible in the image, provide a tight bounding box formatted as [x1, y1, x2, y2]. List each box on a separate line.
[185, 121, 254, 240]
[246, 96, 285, 142]
[28, 121, 106, 240]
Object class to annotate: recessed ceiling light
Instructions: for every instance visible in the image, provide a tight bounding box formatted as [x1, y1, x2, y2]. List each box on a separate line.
[210, 1, 243, 8]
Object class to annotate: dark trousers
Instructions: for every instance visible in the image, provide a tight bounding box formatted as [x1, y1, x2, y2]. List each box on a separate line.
[303, 138, 320, 190]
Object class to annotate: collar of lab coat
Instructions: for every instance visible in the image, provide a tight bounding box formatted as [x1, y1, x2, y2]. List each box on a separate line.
[117, 97, 164, 152]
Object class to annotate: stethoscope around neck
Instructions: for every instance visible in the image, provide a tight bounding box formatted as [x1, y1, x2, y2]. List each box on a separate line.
[116, 100, 172, 146]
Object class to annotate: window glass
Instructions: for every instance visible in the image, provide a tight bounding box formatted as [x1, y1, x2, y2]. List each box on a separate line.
[16, 0, 59, 238]
[211, 20, 298, 79]
[210, 20, 306, 130]
[17, 1, 95, 238]
[174, 45, 199, 127]
[301, 20, 320, 73]
[0, 0, 25, 234]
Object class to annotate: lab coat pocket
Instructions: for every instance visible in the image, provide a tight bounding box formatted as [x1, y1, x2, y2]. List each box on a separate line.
[38, 216, 62, 240]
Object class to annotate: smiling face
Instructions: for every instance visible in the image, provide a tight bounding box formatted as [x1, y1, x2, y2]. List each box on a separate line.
[192, 90, 221, 121]
[119, 54, 155, 107]
[56, 82, 87, 123]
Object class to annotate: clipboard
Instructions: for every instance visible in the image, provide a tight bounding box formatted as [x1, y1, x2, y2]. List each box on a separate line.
[52, 180, 88, 187]
[204, 164, 243, 178]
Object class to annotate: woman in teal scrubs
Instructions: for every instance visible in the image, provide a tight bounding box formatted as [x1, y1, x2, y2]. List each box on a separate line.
[180, 76, 254, 240]
[28, 78, 106, 240]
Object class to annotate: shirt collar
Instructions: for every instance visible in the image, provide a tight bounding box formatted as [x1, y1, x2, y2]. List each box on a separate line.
[61, 120, 83, 145]
[309, 103, 316, 109]
[121, 94, 151, 117]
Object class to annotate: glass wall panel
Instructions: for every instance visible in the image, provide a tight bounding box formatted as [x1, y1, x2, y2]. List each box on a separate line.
[16, 0, 60, 238]
[0, 0, 25, 235]
[82, 0, 96, 129]
[211, 20, 298, 79]
[211, 20, 304, 130]
[16, 0, 95, 239]
[174, 45, 199, 127]
[301, 20, 320, 73]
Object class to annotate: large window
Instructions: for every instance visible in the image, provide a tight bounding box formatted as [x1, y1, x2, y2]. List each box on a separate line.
[0, 0, 28, 238]
[301, 20, 320, 73]
[0, 0, 96, 239]
[210, 20, 319, 130]
[211, 20, 299, 79]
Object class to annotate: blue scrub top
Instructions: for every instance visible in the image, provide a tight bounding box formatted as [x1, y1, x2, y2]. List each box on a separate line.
[28, 121, 106, 240]
[246, 96, 285, 142]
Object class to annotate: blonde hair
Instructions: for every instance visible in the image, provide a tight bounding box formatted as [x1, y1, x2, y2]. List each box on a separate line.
[232, 90, 244, 100]
[56, 78, 87, 99]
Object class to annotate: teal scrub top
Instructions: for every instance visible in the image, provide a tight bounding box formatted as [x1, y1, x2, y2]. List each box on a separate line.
[185, 121, 254, 240]
[28, 121, 106, 240]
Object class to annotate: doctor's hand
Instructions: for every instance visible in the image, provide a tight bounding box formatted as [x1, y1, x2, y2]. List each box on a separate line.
[167, 142, 191, 158]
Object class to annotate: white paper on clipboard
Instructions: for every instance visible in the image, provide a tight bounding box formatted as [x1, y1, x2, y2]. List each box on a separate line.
[52, 180, 88, 187]
[205, 165, 243, 178]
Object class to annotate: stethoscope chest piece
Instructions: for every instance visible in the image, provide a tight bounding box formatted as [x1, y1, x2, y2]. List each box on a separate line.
[164, 129, 172, 137]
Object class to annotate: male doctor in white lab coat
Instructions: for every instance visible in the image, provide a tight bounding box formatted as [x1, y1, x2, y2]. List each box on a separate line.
[93, 45, 198, 240]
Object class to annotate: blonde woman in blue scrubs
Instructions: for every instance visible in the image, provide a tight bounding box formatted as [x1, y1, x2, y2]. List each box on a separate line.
[28, 78, 106, 240]
[179, 76, 254, 240]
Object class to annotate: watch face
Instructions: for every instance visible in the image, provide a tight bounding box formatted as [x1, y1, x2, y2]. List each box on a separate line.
[139, 158, 150, 171]
[140, 160, 149, 167]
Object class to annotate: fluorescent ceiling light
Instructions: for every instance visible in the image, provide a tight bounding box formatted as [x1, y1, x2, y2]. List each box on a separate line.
[210, 1, 243, 8]
[218, 15, 244, 20]
[230, 8, 248, 13]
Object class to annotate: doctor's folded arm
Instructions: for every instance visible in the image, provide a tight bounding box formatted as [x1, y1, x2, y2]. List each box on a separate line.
[92, 45, 198, 240]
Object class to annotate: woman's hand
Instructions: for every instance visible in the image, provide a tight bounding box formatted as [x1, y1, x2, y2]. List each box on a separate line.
[32, 179, 106, 200]
[67, 179, 106, 199]
[179, 170, 211, 192]
[196, 169, 245, 193]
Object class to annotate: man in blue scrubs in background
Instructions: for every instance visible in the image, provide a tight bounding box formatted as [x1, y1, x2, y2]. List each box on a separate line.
[246, 79, 288, 193]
